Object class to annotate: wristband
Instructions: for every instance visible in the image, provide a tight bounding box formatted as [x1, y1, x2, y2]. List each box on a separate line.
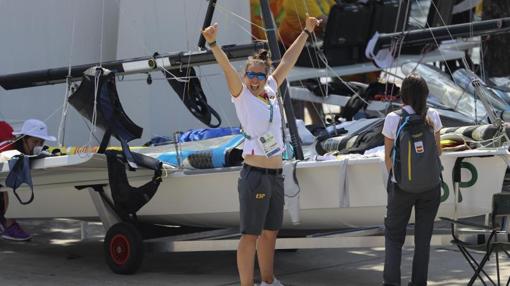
[303, 29, 313, 38]
[208, 40, 217, 48]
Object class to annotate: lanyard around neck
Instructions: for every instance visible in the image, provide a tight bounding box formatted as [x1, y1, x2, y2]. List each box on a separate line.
[241, 100, 274, 140]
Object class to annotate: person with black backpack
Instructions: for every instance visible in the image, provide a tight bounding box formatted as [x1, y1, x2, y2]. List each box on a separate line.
[381, 74, 443, 286]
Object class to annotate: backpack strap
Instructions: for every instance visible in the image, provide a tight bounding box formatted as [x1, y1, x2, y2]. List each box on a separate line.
[391, 109, 412, 174]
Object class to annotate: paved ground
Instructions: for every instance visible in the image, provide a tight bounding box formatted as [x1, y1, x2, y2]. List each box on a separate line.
[0, 219, 509, 286]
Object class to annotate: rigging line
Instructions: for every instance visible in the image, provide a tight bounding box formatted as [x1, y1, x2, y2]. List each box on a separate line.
[214, 1, 267, 33]
[118, 72, 223, 82]
[75, 116, 101, 158]
[315, 49, 368, 97]
[193, 3, 236, 128]
[414, 0, 466, 78]
[479, 37, 487, 81]
[387, 38, 404, 105]
[215, 1, 266, 31]
[225, 10, 266, 43]
[288, 0, 360, 101]
[57, 78, 72, 147]
[81, 68, 101, 154]
[382, 14, 409, 116]
[412, 0, 456, 77]
[159, 65, 189, 83]
[197, 66, 237, 128]
[275, 0, 329, 128]
[394, 0, 405, 33]
[98, 0, 105, 67]
[57, 0, 78, 147]
[239, 24, 259, 41]
[315, 51, 369, 103]
[383, 0, 411, 108]
[469, 7, 474, 69]
[428, 0, 471, 70]
[99, 0, 104, 67]
[5, 103, 70, 150]
[183, 0, 191, 51]
[291, 0, 327, 89]
[274, 0, 330, 131]
[287, 0, 366, 103]
[418, 0, 496, 121]
[294, 0, 327, 82]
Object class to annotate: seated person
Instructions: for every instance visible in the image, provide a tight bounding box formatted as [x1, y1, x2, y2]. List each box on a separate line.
[0, 119, 56, 241]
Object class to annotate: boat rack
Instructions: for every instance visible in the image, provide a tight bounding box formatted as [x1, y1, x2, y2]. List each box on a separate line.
[141, 228, 453, 253]
[82, 189, 454, 274]
[81, 195, 452, 253]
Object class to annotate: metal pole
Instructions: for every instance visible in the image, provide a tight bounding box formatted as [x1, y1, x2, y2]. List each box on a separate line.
[259, 0, 304, 160]
[0, 42, 267, 90]
[373, 17, 510, 54]
[198, 0, 218, 50]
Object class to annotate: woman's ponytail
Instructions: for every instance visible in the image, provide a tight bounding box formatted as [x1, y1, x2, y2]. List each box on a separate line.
[245, 48, 272, 74]
[400, 74, 430, 124]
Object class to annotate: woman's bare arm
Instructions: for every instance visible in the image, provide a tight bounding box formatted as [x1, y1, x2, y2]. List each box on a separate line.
[435, 131, 442, 155]
[202, 23, 243, 97]
[272, 15, 321, 87]
[384, 136, 394, 172]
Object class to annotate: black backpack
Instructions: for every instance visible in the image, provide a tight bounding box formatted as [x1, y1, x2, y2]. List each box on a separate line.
[392, 109, 441, 193]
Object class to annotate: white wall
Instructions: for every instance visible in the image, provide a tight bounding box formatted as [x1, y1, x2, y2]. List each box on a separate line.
[0, 0, 120, 145]
[0, 0, 251, 146]
[115, 0, 251, 145]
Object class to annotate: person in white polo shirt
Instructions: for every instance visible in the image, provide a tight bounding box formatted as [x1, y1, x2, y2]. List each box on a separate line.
[202, 16, 321, 286]
[0, 119, 56, 241]
[382, 75, 443, 286]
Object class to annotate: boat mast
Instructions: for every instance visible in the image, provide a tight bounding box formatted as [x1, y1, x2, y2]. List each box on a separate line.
[259, 0, 304, 160]
[198, 0, 218, 50]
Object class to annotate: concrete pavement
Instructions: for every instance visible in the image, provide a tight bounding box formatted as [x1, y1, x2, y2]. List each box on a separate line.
[0, 219, 509, 285]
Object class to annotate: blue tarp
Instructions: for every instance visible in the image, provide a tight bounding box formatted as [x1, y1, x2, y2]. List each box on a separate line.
[179, 127, 240, 142]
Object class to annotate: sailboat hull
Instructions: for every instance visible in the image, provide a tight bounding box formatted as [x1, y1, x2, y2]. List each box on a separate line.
[1, 149, 507, 230]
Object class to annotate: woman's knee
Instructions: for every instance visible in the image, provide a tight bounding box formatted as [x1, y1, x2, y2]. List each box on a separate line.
[260, 229, 278, 240]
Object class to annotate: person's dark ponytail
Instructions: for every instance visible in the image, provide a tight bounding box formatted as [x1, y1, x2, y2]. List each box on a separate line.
[400, 74, 430, 124]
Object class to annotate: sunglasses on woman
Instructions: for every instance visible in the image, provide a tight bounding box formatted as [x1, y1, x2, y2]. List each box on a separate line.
[245, 71, 267, 80]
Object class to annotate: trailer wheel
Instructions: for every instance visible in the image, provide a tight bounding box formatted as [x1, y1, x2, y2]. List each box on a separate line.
[104, 222, 144, 274]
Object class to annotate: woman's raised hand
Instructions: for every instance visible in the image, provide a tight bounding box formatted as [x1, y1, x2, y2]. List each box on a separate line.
[304, 14, 322, 33]
[202, 23, 218, 43]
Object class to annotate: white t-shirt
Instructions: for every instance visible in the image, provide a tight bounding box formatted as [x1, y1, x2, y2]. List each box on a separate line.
[382, 105, 443, 139]
[232, 75, 284, 157]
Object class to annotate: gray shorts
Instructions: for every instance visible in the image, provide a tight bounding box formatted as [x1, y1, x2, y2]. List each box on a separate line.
[238, 164, 284, 235]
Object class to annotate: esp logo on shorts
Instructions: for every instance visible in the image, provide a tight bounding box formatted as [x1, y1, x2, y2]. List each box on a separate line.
[256, 193, 266, 199]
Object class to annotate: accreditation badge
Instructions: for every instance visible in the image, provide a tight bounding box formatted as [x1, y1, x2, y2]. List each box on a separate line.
[258, 132, 281, 157]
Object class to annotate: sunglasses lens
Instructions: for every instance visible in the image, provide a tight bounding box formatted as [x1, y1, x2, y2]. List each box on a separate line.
[246, 72, 266, 80]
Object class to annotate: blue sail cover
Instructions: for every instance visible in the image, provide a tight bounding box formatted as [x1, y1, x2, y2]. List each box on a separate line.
[179, 127, 241, 142]
[157, 134, 244, 168]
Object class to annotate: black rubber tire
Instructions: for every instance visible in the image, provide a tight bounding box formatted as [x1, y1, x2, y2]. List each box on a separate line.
[104, 222, 144, 274]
